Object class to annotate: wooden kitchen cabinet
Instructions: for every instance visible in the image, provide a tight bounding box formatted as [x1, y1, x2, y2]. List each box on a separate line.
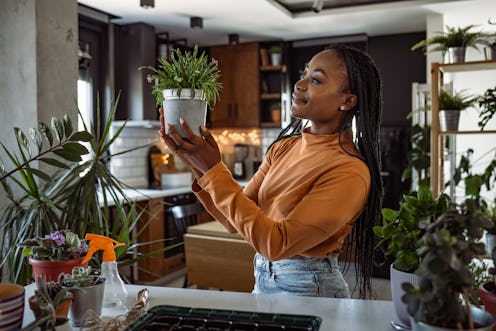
[209, 43, 260, 128]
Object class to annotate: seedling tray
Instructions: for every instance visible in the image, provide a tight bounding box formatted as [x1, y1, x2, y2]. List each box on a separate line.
[124, 304, 322, 330]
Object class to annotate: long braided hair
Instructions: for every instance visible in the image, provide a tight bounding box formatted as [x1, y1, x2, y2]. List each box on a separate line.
[270, 44, 383, 298]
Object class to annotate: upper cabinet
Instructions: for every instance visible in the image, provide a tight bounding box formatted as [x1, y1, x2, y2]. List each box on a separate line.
[209, 43, 260, 128]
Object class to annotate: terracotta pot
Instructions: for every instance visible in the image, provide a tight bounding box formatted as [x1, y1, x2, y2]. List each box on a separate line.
[28, 295, 72, 319]
[29, 257, 87, 283]
[480, 282, 496, 325]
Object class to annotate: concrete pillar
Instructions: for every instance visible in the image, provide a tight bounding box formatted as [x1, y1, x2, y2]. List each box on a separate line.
[0, 0, 78, 151]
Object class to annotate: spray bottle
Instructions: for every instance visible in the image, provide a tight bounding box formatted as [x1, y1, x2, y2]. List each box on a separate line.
[81, 233, 128, 307]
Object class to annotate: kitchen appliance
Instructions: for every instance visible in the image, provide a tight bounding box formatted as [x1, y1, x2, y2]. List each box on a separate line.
[232, 144, 262, 180]
[233, 144, 249, 179]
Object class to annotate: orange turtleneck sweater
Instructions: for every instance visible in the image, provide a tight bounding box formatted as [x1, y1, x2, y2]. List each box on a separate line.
[192, 128, 371, 261]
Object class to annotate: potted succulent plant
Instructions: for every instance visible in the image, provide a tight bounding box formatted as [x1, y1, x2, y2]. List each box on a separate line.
[402, 198, 495, 330]
[477, 85, 496, 131]
[411, 24, 491, 63]
[438, 88, 477, 131]
[268, 45, 282, 66]
[373, 184, 450, 328]
[270, 101, 282, 123]
[59, 266, 105, 327]
[139, 44, 222, 137]
[19, 230, 88, 284]
[28, 277, 73, 321]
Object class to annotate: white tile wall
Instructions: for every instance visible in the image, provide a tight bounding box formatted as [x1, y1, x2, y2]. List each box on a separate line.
[109, 121, 161, 188]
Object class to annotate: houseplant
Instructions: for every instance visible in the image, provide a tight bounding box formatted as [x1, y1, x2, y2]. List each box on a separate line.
[18, 230, 88, 283]
[477, 85, 496, 131]
[270, 101, 282, 123]
[59, 266, 105, 327]
[139, 44, 222, 137]
[28, 277, 73, 320]
[438, 88, 477, 131]
[374, 184, 450, 328]
[479, 245, 496, 320]
[402, 198, 495, 330]
[411, 24, 490, 63]
[0, 95, 172, 285]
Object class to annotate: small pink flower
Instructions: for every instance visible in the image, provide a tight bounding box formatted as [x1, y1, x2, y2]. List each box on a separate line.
[211, 58, 219, 66]
[146, 74, 153, 83]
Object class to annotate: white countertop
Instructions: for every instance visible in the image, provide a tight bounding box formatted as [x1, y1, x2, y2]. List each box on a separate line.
[23, 284, 395, 331]
[99, 180, 250, 206]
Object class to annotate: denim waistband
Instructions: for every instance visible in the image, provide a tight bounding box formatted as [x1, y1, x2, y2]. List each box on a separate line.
[254, 253, 339, 273]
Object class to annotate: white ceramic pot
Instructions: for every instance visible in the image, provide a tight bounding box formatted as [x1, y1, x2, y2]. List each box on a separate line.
[390, 264, 419, 328]
[486, 233, 496, 255]
[162, 88, 207, 138]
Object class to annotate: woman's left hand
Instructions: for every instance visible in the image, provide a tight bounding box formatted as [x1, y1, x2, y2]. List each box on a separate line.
[161, 118, 221, 175]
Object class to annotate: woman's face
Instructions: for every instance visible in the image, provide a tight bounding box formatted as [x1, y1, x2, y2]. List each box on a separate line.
[291, 49, 356, 134]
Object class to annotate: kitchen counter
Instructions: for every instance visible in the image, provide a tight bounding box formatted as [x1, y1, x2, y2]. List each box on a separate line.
[23, 283, 396, 331]
[99, 180, 250, 206]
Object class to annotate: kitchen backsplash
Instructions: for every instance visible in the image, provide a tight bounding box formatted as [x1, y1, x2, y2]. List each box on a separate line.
[109, 120, 281, 188]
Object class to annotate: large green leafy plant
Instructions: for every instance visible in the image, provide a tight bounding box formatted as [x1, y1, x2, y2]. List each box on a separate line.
[373, 184, 450, 273]
[139, 44, 222, 106]
[478, 85, 496, 130]
[0, 95, 173, 284]
[402, 198, 492, 329]
[411, 24, 490, 53]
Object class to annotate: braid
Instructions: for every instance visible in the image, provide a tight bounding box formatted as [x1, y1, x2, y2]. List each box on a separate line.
[331, 44, 383, 299]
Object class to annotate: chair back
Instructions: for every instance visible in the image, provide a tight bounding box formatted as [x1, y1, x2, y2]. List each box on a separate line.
[169, 203, 205, 241]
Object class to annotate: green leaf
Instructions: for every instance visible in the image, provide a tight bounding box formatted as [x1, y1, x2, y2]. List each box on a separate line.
[69, 131, 93, 142]
[39, 157, 70, 169]
[63, 115, 73, 138]
[28, 168, 54, 183]
[52, 148, 82, 162]
[51, 117, 64, 142]
[62, 142, 89, 156]
[39, 122, 54, 147]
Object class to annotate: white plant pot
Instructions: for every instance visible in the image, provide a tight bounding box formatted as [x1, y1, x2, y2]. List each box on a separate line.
[448, 47, 466, 63]
[486, 233, 496, 255]
[390, 264, 419, 328]
[162, 88, 207, 138]
[270, 53, 281, 66]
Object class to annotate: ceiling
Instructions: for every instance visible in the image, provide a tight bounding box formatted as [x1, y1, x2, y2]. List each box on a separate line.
[77, 0, 496, 47]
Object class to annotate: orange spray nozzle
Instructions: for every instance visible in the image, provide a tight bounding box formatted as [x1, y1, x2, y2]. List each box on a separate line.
[81, 233, 126, 264]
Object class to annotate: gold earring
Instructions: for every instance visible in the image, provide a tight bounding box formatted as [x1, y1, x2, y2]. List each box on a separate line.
[339, 105, 346, 111]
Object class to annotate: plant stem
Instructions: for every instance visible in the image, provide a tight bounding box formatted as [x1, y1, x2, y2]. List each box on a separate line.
[0, 142, 65, 182]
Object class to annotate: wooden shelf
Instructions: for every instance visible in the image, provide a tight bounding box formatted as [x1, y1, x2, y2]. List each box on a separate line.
[440, 130, 496, 135]
[430, 60, 496, 198]
[260, 65, 287, 72]
[260, 121, 281, 128]
[437, 60, 496, 73]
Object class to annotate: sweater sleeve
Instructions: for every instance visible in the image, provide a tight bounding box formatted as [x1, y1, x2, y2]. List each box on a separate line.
[197, 161, 370, 261]
[192, 156, 270, 234]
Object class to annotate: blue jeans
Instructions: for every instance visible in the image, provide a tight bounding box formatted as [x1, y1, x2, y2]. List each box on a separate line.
[252, 253, 350, 298]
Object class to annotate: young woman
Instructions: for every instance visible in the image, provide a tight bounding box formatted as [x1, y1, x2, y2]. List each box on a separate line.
[160, 44, 383, 299]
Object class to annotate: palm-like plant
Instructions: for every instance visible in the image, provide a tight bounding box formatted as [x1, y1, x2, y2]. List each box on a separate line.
[411, 25, 490, 54]
[0, 94, 174, 285]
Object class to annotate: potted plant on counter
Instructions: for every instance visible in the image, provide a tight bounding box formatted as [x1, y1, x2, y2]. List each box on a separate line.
[374, 184, 450, 329]
[0, 95, 169, 285]
[139, 44, 222, 137]
[18, 230, 88, 284]
[438, 88, 477, 131]
[411, 24, 490, 63]
[60, 266, 105, 327]
[402, 198, 495, 330]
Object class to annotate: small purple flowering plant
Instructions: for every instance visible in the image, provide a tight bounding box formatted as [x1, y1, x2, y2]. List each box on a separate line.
[19, 230, 88, 262]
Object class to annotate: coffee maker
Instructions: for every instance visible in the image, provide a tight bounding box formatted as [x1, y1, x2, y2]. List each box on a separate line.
[233, 144, 249, 179]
